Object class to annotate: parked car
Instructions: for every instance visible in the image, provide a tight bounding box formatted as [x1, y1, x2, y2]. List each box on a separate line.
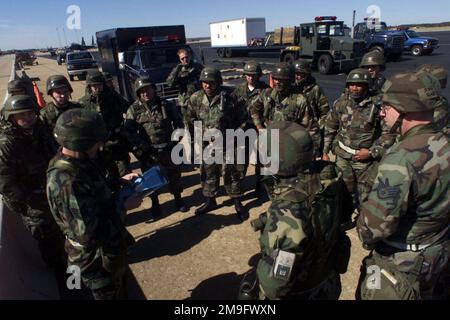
[66, 51, 98, 81]
[16, 51, 38, 66]
[400, 29, 439, 56]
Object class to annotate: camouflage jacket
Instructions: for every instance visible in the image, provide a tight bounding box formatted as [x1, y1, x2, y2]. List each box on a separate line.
[357, 124, 450, 247]
[40, 101, 82, 134]
[295, 76, 330, 128]
[46, 151, 128, 249]
[78, 91, 124, 138]
[166, 62, 203, 105]
[256, 161, 353, 298]
[186, 88, 245, 135]
[433, 95, 449, 133]
[323, 92, 395, 160]
[370, 73, 386, 96]
[125, 97, 183, 145]
[250, 88, 321, 153]
[232, 80, 269, 125]
[0, 119, 57, 211]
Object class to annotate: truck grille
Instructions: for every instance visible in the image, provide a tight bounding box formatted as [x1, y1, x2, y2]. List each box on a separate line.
[392, 36, 404, 49]
[429, 39, 439, 46]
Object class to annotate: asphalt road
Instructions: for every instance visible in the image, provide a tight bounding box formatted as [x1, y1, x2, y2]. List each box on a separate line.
[193, 31, 450, 102]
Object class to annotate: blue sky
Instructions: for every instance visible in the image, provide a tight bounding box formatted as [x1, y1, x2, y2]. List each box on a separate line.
[1, 0, 449, 49]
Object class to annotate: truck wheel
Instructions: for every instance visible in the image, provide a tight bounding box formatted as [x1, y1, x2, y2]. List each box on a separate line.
[411, 45, 423, 56]
[217, 48, 225, 58]
[282, 53, 295, 64]
[369, 45, 385, 56]
[35, 61, 39, 65]
[225, 48, 233, 58]
[69, 75, 74, 81]
[318, 54, 333, 74]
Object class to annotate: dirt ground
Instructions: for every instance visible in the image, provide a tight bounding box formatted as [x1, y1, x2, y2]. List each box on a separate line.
[23, 54, 367, 300]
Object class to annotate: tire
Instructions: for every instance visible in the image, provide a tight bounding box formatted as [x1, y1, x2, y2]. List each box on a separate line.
[318, 54, 333, 74]
[225, 48, 233, 58]
[411, 45, 423, 56]
[282, 53, 295, 64]
[35, 61, 39, 65]
[69, 75, 74, 81]
[369, 45, 385, 56]
[217, 48, 225, 58]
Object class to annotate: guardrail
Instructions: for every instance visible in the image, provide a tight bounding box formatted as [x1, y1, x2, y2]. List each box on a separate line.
[0, 54, 16, 250]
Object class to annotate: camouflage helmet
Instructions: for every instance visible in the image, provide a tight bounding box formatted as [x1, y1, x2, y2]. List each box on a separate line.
[86, 70, 104, 85]
[199, 67, 222, 84]
[46, 74, 73, 95]
[382, 71, 440, 113]
[346, 68, 371, 85]
[264, 121, 314, 177]
[359, 51, 386, 70]
[134, 76, 155, 95]
[416, 64, 447, 89]
[271, 62, 294, 81]
[3, 95, 37, 121]
[54, 108, 108, 152]
[243, 61, 262, 76]
[294, 59, 312, 74]
[7, 79, 27, 94]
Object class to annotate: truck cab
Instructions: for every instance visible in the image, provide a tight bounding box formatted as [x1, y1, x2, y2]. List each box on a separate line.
[96, 26, 197, 102]
[353, 20, 405, 60]
[279, 16, 365, 74]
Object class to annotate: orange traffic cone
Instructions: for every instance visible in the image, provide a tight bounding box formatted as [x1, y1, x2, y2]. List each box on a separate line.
[269, 74, 274, 88]
[33, 81, 46, 109]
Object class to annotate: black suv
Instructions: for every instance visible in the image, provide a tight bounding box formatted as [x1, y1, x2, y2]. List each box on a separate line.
[66, 51, 98, 81]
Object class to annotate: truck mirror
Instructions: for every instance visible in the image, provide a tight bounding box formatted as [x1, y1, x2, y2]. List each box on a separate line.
[118, 52, 125, 70]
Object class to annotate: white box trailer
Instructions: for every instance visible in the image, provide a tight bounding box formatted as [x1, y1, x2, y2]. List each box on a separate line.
[210, 17, 266, 48]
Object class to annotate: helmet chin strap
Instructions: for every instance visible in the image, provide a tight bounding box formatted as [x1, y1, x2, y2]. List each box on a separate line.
[389, 113, 404, 134]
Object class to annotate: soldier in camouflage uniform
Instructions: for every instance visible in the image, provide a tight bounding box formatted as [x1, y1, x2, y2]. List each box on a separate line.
[166, 48, 203, 125]
[250, 62, 321, 157]
[0, 95, 65, 273]
[416, 64, 449, 134]
[356, 71, 450, 300]
[323, 68, 395, 206]
[293, 59, 330, 157]
[40, 75, 81, 135]
[79, 70, 131, 177]
[247, 121, 353, 300]
[186, 67, 247, 219]
[47, 108, 141, 300]
[359, 51, 387, 96]
[125, 76, 187, 216]
[232, 61, 269, 195]
[102, 71, 130, 115]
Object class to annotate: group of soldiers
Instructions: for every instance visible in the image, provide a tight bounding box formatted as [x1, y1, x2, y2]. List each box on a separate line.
[0, 47, 448, 300]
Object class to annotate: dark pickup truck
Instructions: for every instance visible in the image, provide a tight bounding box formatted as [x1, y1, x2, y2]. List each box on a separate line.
[66, 51, 98, 81]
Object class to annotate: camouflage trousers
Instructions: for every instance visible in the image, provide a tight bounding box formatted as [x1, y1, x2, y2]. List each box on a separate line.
[142, 147, 182, 195]
[201, 163, 243, 198]
[335, 155, 372, 205]
[356, 240, 450, 300]
[66, 242, 128, 300]
[3, 198, 66, 271]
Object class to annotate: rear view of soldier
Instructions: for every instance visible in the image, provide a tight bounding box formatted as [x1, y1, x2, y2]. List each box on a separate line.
[249, 122, 353, 300]
[0, 95, 66, 276]
[125, 76, 187, 217]
[47, 108, 142, 300]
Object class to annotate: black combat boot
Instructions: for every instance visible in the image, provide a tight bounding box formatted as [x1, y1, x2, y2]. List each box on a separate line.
[150, 194, 161, 218]
[174, 192, 188, 212]
[234, 198, 246, 221]
[195, 197, 217, 215]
